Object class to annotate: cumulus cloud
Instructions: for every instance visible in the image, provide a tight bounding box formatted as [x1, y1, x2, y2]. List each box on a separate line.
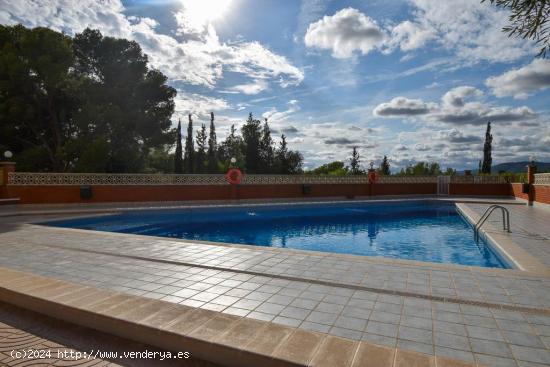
[304, 8, 385, 58]
[390, 0, 535, 62]
[443, 129, 482, 143]
[374, 86, 537, 125]
[485, 59, 550, 99]
[324, 137, 361, 145]
[224, 79, 269, 95]
[373, 97, 433, 116]
[0, 0, 303, 91]
[174, 91, 229, 119]
[387, 20, 436, 51]
[263, 100, 300, 122]
[441, 86, 483, 108]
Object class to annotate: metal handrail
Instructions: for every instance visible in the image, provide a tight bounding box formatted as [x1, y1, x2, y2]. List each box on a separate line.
[474, 205, 511, 242]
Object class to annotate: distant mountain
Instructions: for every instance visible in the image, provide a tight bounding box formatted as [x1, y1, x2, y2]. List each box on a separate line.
[457, 161, 550, 174]
[491, 161, 550, 173]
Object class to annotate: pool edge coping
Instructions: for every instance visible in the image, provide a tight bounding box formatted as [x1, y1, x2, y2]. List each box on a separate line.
[455, 203, 549, 275]
[0, 266, 478, 367]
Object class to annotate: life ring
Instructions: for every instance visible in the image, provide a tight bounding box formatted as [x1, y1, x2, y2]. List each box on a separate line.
[368, 170, 378, 184]
[226, 168, 243, 185]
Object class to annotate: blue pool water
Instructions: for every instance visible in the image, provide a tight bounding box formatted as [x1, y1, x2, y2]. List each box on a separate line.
[45, 201, 510, 269]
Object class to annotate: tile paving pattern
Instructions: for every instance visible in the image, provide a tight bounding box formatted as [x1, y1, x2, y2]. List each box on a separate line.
[1, 202, 550, 366]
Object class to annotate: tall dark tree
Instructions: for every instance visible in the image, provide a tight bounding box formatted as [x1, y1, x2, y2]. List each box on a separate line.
[183, 114, 194, 173]
[349, 147, 362, 175]
[260, 119, 275, 173]
[218, 124, 244, 168]
[195, 123, 207, 173]
[276, 134, 289, 173]
[241, 113, 262, 173]
[380, 155, 391, 175]
[0, 25, 176, 172]
[481, 121, 493, 174]
[0, 25, 76, 171]
[207, 112, 217, 173]
[483, 0, 550, 57]
[71, 28, 175, 172]
[174, 119, 183, 173]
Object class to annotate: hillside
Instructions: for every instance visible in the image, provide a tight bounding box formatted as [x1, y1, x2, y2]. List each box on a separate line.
[492, 161, 550, 173]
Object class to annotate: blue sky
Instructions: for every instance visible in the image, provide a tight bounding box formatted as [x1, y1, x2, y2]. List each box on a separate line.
[1, 0, 549, 170]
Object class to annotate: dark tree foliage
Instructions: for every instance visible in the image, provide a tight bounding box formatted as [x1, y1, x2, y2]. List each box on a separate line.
[0, 25, 176, 172]
[259, 119, 275, 173]
[207, 112, 217, 173]
[306, 161, 349, 175]
[482, 121, 493, 174]
[195, 123, 207, 173]
[183, 114, 194, 173]
[397, 162, 442, 176]
[174, 119, 183, 173]
[276, 134, 289, 173]
[241, 113, 262, 173]
[483, 0, 550, 57]
[379, 155, 391, 175]
[349, 147, 362, 175]
[218, 124, 245, 170]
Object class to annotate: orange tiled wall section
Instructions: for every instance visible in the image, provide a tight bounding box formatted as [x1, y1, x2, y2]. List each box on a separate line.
[4, 182, 520, 204]
[533, 184, 550, 204]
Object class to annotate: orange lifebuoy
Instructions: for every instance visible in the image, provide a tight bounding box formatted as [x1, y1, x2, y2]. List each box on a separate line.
[368, 170, 378, 184]
[226, 168, 243, 185]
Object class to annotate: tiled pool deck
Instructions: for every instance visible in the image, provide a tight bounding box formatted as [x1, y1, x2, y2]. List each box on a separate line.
[1, 198, 550, 366]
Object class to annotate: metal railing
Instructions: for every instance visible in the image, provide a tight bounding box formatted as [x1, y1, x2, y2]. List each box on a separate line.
[474, 205, 511, 242]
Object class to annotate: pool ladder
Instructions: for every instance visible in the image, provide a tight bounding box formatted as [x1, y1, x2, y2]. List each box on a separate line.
[474, 205, 511, 242]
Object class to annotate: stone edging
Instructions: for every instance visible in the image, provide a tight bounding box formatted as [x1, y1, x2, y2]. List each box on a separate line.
[0, 267, 475, 367]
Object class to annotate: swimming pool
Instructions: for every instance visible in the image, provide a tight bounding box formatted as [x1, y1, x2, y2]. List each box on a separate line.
[45, 200, 510, 269]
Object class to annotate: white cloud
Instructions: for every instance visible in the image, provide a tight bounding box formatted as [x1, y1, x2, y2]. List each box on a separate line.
[387, 20, 436, 51]
[441, 86, 483, 108]
[0, 0, 304, 91]
[486, 59, 550, 99]
[174, 91, 229, 119]
[374, 86, 537, 125]
[304, 8, 385, 58]
[262, 100, 300, 122]
[392, 0, 535, 62]
[224, 79, 269, 95]
[373, 97, 434, 116]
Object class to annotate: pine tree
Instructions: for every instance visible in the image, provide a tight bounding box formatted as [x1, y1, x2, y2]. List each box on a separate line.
[183, 114, 194, 173]
[241, 113, 262, 173]
[349, 147, 361, 175]
[207, 112, 217, 173]
[195, 123, 207, 173]
[260, 118, 275, 173]
[481, 121, 492, 174]
[478, 160, 482, 174]
[174, 119, 183, 174]
[379, 155, 390, 175]
[276, 134, 289, 173]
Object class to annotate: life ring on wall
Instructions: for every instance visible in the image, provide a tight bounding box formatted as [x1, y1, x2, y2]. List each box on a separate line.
[226, 168, 243, 185]
[368, 170, 378, 184]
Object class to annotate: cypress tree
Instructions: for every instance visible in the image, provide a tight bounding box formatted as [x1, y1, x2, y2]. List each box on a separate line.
[481, 121, 492, 174]
[207, 112, 217, 173]
[260, 118, 274, 173]
[241, 113, 262, 173]
[276, 134, 289, 173]
[183, 114, 194, 173]
[380, 155, 390, 175]
[174, 119, 183, 173]
[195, 124, 207, 173]
[349, 147, 361, 175]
